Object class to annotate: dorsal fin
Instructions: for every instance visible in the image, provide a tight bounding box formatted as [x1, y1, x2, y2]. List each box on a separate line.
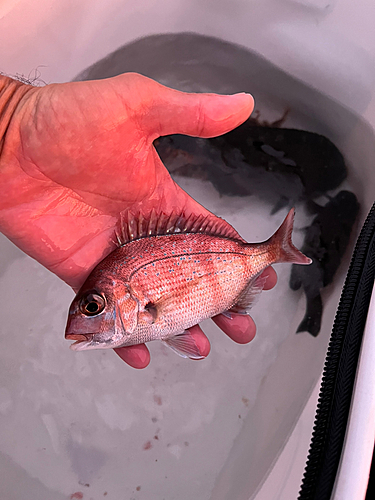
[114, 209, 245, 246]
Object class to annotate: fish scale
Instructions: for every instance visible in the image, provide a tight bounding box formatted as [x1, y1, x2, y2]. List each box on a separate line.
[65, 209, 311, 358]
[130, 237, 250, 340]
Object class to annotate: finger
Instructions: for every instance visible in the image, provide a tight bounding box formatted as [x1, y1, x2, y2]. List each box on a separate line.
[260, 266, 277, 290]
[114, 344, 150, 369]
[186, 324, 211, 358]
[138, 77, 254, 139]
[212, 313, 256, 344]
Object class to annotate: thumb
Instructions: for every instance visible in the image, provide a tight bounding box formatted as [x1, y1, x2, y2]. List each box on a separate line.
[140, 80, 254, 140]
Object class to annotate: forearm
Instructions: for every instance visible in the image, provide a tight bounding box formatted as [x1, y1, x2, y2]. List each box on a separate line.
[0, 74, 34, 156]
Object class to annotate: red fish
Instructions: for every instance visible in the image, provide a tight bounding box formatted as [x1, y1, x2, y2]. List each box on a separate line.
[65, 209, 311, 358]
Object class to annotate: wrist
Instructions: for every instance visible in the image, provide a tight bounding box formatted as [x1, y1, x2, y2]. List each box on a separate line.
[0, 75, 35, 156]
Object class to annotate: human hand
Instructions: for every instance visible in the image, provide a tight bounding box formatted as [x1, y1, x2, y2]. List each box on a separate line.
[0, 73, 277, 368]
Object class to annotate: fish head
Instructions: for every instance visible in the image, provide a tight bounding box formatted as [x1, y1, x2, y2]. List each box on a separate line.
[65, 280, 139, 351]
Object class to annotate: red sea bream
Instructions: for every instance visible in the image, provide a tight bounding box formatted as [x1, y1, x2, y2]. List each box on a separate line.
[65, 209, 311, 358]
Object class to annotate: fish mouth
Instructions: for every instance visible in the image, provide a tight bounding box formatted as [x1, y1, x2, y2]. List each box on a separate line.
[65, 333, 95, 351]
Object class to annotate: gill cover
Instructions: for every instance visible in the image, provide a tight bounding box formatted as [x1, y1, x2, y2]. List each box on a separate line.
[114, 285, 138, 335]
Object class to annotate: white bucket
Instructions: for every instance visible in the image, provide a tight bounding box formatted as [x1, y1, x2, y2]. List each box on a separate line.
[1, 1, 374, 499]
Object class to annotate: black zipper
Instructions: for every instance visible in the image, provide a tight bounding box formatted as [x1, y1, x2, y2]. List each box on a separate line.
[298, 201, 375, 500]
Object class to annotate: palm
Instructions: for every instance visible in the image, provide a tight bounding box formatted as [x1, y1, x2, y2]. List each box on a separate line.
[8, 74, 213, 289]
[1, 73, 276, 368]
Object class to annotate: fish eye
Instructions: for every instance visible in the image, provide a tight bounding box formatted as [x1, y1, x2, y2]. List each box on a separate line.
[79, 291, 106, 316]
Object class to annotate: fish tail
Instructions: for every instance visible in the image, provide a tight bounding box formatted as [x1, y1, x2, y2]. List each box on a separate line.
[296, 294, 323, 337]
[269, 208, 312, 265]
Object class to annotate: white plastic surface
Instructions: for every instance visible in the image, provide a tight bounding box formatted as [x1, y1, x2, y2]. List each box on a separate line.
[255, 379, 321, 500]
[1, 0, 375, 122]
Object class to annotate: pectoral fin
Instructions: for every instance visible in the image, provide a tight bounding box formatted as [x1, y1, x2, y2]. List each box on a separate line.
[138, 302, 158, 325]
[162, 331, 204, 360]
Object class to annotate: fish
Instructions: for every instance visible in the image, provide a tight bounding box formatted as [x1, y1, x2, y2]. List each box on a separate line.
[155, 118, 347, 214]
[210, 120, 347, 202]
[65, 209, 311, 359]
[289, 191, 360, 336]
[155, 134, 305, 205]
[155, 134, 305, 209]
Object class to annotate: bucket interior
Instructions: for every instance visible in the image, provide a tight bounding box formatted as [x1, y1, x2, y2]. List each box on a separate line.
[1, 31, 374, 500]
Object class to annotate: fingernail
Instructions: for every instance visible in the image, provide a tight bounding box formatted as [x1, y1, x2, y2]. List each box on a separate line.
[135, 349, 150, 366]
[205, 93, 254, 121]
[223, 312, 233, 320]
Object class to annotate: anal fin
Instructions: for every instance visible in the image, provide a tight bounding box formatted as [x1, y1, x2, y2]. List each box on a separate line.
[229, 275, 267, 314]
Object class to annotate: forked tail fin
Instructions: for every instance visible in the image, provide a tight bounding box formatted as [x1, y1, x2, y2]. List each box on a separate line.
[268, 209, 312, 265]
[296, 293, 323, 336]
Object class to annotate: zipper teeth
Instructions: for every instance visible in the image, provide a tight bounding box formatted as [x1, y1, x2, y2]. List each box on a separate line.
[298, 202, 375, 500]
